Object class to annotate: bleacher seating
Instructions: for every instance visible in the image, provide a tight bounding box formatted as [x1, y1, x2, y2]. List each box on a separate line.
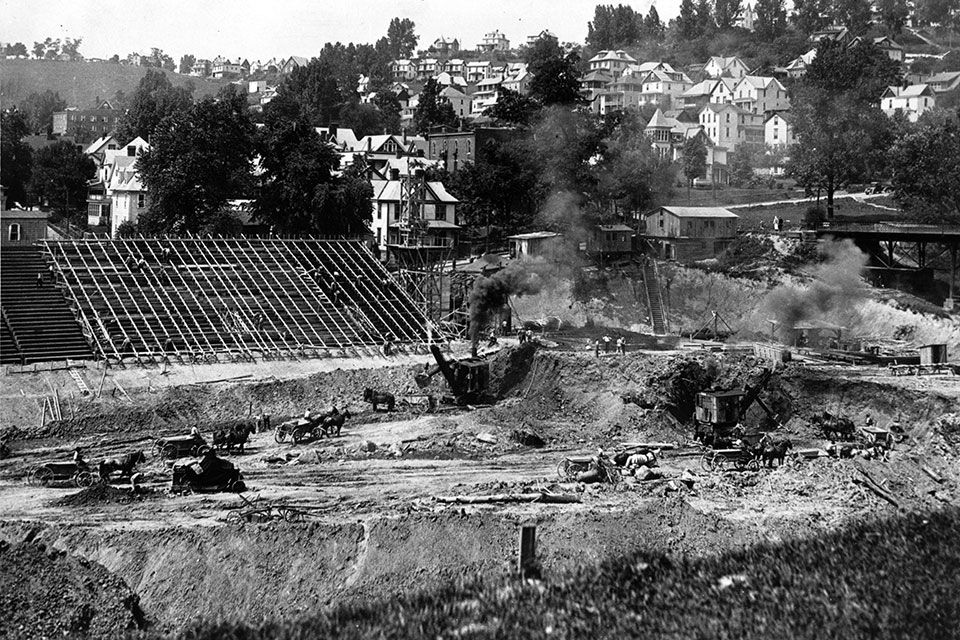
[1, 246, 93, 365]
[41, 237, 430, 364]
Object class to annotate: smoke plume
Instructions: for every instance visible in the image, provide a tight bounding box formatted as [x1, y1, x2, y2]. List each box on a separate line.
[762, 239, 868, 340]
[469, 260, 546, 350]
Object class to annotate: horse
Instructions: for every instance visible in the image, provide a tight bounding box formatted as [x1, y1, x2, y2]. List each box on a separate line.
[815, 412, 855, 441]
[363, 388, 395, 412]
[99, 450, 146, 482]
[760, 438, 793, 468]
[319, 409, 352, 437]
[213, 421, 256, 454]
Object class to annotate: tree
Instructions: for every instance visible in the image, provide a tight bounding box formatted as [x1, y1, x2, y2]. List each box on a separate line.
[338, 102, 385, 137]
[179, 54, 196, 75]
[446, 137, 540, 235]
[32, 41, 45, 59]
[136, 92, 255, 233]
[372, 91, 402, 133]
[890, 110, 960, 223]
[279, 59, 345, 126]
[109, 54, 120, 64]
[696, 0, 717, 32]
[791, 0, 831, 33]
[116, 69, 194, 142]
[413, 78, 458, 135]
[677, 0, 701, 39]
[877, 0, 910, 34]
[43, 39, 60, 60]
[715, 0, 744, 30]
[386, 17, 418, 58]
[61, 38, 82, 61]
[917, 0, 959, 27]
[643, 7, 666, 41]
[28, 141, 95, 218]
[589, 111, 675, 218]
[0, 110, 33, 206]
[5, 42, 28, 57]
[586, 4, 643, 49]
[484, 87, 539, 126]
[254, 93, 372, 236]
[728, 147, 756, 186]
[831, 0, 873, 35]
[19, 90, 67, 135]
[681, 135, 708, 193]
[787, 40, 902, 217]
[754, 0, 787, 41]
[527, 38, 584, 106]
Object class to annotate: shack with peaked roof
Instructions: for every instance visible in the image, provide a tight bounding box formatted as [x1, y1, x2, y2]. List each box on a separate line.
[642, 206, 738, 261]
[508, 231, 560, 259]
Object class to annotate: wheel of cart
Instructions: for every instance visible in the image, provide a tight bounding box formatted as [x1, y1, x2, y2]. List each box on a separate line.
[700, 451, 718, 472]
[291, 427, 308, 444]
[30, 466, 55, 486]
[274, 423, 292, 443]
[73, 470, 96, 487]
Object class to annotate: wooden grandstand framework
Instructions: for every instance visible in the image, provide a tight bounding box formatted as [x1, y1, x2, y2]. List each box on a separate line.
[42, 236, 433, 365]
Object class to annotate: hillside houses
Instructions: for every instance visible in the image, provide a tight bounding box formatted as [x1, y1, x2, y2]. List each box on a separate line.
[732, 76, 789, 115]
[587, 50, 637, 78]
[703, 56, 749, 80]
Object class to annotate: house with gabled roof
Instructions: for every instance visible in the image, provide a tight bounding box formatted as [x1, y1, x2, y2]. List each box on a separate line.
[764, 111, 795, 147]
[700, 103, 764, 152]
[281, 56, 310, 75]
[580, 69, 614, 109]
[708, 77, 738, 105]
[703, 56, 749, 80]
[440, 86, 472, 118]
[465, 60, 492, 83]
[927, 71, 960, 93]
[588, 50, 637, 78]
[881, 84, 936, 122]
[369, 177, 460, 250]
[785, 48, 817, 79]
[732, 76, 790, 114]
[639, 68, 693, 109]
[645, 109, 728, 185]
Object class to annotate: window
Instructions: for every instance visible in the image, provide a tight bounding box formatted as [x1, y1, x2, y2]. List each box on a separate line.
[436, 204, 447, 221]
[8, 223, 21, 242]
[127, 145, 137, 156]
[137, 193, 145, 208]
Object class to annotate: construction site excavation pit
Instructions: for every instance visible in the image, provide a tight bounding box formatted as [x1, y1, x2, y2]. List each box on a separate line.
[1, 341, 959, 636]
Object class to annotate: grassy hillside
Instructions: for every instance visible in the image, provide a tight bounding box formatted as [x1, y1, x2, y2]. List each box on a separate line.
[0, 60, 231, 108]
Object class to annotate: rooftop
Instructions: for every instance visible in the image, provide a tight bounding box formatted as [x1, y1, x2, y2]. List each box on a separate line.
[655, 206, 738, 219]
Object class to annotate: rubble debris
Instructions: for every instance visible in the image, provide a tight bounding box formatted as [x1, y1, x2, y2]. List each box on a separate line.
[510, 429, 545, 447]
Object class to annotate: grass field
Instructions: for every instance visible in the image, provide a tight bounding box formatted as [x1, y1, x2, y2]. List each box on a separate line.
[734, 195, 903, 229]
[172, 508, 960, 639]
[672, 182, 805, 207]
[0, 60, 230, 108]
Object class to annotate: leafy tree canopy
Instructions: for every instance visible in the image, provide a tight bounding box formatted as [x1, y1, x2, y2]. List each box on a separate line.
[137, 91, 256, 233]
[18, 89, 66, 135]
[0, 110, 33, 206]
[890, 110, 960, 222]
[28, 140, 95, 219]
[527, 39, 584, 106]
[386, 17, 418, 59]
[116, 69, 193, 143]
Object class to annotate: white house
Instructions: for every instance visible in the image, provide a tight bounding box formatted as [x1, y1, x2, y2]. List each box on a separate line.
[699, 103, 764, 152]
[703, 56, 749, 80]
[440, 86, 472, 119]
[732, 76, 790, 114]
[392, 59, 419, 81]
[369, 179, 460, 250]
[477, 30, 510, 52]
[881, 84, 936, 122]
[764, 112, 795, 147]
[785, 49, 817, 79]
[708, 77, 739, 105]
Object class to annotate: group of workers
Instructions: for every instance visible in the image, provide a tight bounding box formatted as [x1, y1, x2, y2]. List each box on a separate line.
[593, 335, 627, 356]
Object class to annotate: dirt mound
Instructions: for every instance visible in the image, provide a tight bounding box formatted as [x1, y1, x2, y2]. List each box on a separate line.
[0, 541, 145, 638]
[55, 483, 160, 507]
[488, 342, 538, 398]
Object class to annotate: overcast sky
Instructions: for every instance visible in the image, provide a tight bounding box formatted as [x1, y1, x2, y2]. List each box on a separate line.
[4, 0, 686, 62]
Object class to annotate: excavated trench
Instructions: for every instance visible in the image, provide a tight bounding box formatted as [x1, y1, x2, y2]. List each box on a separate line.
[0, 498, 759, 631]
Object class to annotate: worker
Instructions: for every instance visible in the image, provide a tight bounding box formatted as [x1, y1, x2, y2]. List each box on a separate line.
[119, 336, 132, 355]
[383, 336, 394, 356]
[190, 424, 203, 441]
[500, 320, 508, 337]
[36, 272, 43, 289]
[48, 264, 56, 282]
[616, 336, 625, 354]
[602, 335, 612, 353]
[517, 328, 527, 344]
[487, 329, 498, 347]
[136, 257, 148, 272]
[594, 339, 601, 358]
[72, 447, 88, 470]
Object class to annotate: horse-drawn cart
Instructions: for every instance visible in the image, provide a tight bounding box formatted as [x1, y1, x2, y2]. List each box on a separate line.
[156, 435, 210, 461]
[699, 448, 761, 472]
[274, 410, 348, 444]
[29, 461, 96, 488]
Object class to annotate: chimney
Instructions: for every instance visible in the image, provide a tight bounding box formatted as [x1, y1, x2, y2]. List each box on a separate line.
[390, 168, 400, 181]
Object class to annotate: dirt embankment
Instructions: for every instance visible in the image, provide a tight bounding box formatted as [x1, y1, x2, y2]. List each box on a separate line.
[0, 498, 761, 632]
[0, 540, 145, 638]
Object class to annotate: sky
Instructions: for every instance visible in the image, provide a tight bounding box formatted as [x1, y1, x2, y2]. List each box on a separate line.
[3, 0, 686, 62]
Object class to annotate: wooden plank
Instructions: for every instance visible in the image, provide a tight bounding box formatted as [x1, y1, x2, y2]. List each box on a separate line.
[436, 492, 581, 504]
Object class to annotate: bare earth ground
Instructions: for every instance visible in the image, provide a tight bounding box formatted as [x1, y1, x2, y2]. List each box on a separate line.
[1, 340, 959, 633]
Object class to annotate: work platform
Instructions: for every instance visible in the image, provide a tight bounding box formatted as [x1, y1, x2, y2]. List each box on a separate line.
[38, 237, 433, 365]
